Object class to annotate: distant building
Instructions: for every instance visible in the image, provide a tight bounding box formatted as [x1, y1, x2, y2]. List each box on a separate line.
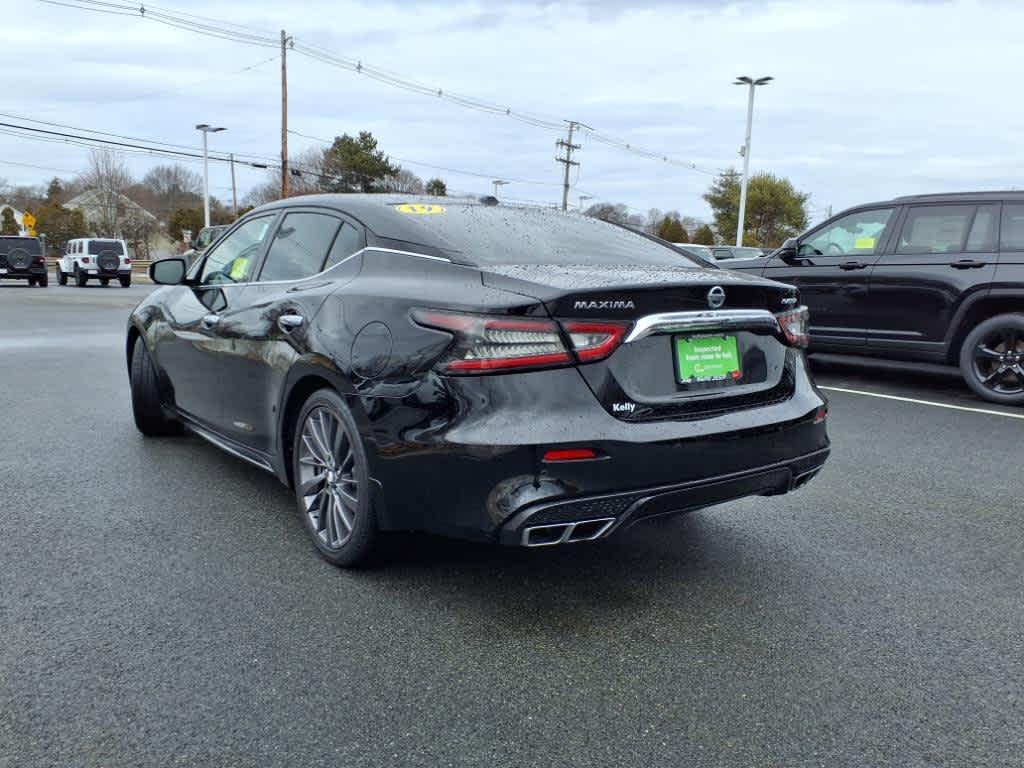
[64, 189, 158, 237]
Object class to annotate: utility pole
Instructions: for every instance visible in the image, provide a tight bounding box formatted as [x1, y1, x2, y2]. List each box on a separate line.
[230, 153, 238, 218]
[556, 121, 582, 212]
[281, 29, 291, 199]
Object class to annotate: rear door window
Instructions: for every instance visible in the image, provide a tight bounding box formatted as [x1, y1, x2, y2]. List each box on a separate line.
[896, 205, 974, 254]
[1000, 204, 1024, 251]
[258, 212, 342, 282]
[324, 223, 365, 270]
[88, 240, 124, 255]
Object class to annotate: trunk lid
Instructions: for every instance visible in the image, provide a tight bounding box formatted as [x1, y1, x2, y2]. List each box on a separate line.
[481, 264, 801, 421]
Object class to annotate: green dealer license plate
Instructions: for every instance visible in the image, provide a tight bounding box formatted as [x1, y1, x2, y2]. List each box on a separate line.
[675, 335, 741, 383]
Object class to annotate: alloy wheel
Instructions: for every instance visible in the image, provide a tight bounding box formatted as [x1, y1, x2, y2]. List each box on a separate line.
[297, 406, 359, 550]
[972, 327, 1024, 395]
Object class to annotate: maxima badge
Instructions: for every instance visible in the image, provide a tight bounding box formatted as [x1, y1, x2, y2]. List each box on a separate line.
[707, 286, 726, 309]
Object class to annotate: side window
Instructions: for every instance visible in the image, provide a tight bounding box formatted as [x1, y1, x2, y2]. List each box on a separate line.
[800, 208, 894, 257]
[258, 212, 342, 282]
[324, 223, 366, 269]
[966, 205, 998, 252]
[199, 216, 274, 285]
[896, 205, 974, 255]
[1000, 204, 1024, 251]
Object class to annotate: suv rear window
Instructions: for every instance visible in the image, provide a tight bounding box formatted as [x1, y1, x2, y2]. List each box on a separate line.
[396, 205, 703, 267]
[88, 240, 124, 255]
[0, 237, 42, 255]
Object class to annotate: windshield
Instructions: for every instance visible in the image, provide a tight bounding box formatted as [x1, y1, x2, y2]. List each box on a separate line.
[0, 237, 42, 255]
[88, 240, 124, 255]
[396, 204, 705, 267]
[733, 247, 765, 259]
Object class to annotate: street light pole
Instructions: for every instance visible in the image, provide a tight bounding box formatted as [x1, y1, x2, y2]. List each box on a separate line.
[492, 179, 509, 197]
[733, 75, 772, 247]
[579, 194, 593, 211]
[195, 123, 226, 228]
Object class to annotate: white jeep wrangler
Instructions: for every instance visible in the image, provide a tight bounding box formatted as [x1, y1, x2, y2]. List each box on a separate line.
[56, 238, 132, 287]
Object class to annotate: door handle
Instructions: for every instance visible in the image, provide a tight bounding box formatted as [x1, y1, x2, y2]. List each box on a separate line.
[201, 314, 220, 328]
[278, 314, 305, 332]
[951, 259, 986, 269]
[839, 261, 868, 271]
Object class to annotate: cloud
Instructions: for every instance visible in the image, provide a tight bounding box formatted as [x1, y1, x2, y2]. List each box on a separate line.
[1, 0, 1021, 222]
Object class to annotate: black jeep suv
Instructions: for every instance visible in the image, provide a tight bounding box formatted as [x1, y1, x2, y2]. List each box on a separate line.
[0, 236, 48, 287]
[728, 192, 1024, 405]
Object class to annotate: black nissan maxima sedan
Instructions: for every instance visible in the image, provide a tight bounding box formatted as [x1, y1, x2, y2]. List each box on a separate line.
[128, 194, 829, 567]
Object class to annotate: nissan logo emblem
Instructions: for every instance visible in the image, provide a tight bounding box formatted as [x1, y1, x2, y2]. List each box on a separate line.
[707, 286, 726, 309]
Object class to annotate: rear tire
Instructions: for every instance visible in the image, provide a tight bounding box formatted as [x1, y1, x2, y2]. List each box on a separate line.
[38, 273, 48, 288]
[27, 277, 36, 287]
[119, 274, 131, 288]
[130, 339, 183, 436]
[959, 313, 1024, 406]
[75, 267, 87, 287]
[57, 266, 67, 285]
[292, 389, 377, 568]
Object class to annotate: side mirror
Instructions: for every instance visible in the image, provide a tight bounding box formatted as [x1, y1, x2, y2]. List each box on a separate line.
[150, 257, 187, 285]
[775, 237, 799, 261]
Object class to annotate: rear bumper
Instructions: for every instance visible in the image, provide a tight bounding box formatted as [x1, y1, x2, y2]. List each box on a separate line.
[362, 357, 830, 543]
[0, 265, 45, 279]
[500, 447, 828, 546]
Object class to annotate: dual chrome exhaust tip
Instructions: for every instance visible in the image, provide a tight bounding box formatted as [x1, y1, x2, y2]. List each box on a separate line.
[521, 517, 617, 547]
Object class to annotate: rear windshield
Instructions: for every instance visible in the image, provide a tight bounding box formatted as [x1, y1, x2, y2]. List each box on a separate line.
[0, 237, 42, 255]
[88, 240, 124, 255]
[397, 205, 704, 267]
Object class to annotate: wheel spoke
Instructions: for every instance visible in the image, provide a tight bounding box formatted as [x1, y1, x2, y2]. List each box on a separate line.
[302, 433, 328, 467]
[975, 345, 1002, 360]
[332, 419, 348, 460]
[982, 367, 1007, 385]
[332, 489, 354, 533]
[299, 473, 326, 498]
[309, 411, 333, 463]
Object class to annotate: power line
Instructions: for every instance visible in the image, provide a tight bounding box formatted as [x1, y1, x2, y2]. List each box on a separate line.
[287, 129, 561, 187]
[44, 0, 723, 176]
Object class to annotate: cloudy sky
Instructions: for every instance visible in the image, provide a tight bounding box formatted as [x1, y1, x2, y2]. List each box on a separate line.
[1, 0, 1021, 223]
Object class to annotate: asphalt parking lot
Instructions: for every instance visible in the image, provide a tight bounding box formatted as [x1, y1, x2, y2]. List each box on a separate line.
[1, 283, 1021, 768]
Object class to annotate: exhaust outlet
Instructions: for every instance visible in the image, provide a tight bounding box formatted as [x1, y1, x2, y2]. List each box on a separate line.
[522, 517, 616, 547]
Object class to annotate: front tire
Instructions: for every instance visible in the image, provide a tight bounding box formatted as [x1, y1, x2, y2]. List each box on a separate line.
[57, 265, 67, 285]
[960, 313, 1024, 405]
[130, 339, 183, 436]
[292, 389, 377, 567]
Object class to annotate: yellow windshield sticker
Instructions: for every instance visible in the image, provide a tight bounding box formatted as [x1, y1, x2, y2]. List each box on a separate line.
[395, 203, 446, 215]
[854, 237, 876, 250]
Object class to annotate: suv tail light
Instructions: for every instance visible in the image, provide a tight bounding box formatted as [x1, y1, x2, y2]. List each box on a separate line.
[412, 310, 630, 374]
[125, 258, 132, 264]
[82, 257, 91, 264]
[775, 306, 810, 348]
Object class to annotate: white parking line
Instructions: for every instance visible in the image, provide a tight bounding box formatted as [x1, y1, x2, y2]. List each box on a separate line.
[820, 385, 1024, 420]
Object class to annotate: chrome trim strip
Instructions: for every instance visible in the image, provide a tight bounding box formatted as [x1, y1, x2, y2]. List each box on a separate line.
[187, 422, 275, 473]
[193, 246, 450, 290]
[625, 309, 780, 343]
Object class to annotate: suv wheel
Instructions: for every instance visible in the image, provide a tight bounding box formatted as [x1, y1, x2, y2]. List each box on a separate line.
[75, 267, 87, 287]
[119, 274, 131, 288]
[292, 389, 377, 568]
[38, 272, 48, 288]
[129, 340, 183, 436]
[57, 265, 67, 285]
[100, 278, 109, 287]
[27, 277, 36, 287]
[960, 313, 1024, 405]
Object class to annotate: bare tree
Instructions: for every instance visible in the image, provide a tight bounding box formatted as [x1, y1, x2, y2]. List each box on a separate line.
[77, 149, 134, 235]
[142, 164, 202, 221]
[244, 147, 326, 206]
[384, 167, 425, 194]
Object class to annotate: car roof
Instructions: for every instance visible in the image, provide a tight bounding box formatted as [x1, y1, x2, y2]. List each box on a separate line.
[251, 193, 560, 249]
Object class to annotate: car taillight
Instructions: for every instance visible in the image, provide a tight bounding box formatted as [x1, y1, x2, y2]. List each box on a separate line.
[562, 321, 629, 363]
[411, 310, 630, 374]
[82, 257, 91, 264]
[125, 258, 132, 264]
[412, 310, 571, 373]
[36, 255, 45, 263]
[775, 306, 810, 348]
